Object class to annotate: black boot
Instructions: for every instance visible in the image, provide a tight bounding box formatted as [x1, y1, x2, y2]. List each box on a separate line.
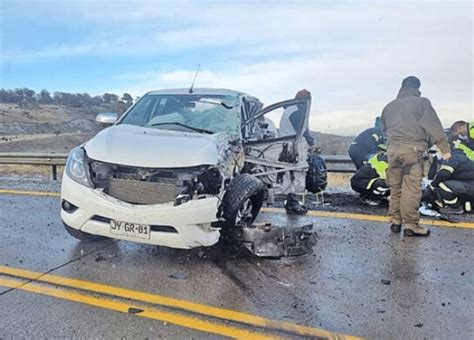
[439, 205, 464, 215]
[390, 224, 402, 233]
[285, 194, 308, 215]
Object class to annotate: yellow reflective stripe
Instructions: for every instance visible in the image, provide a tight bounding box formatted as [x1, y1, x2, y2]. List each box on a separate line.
[455, 143, 474, 161]
[469, 122, 474, 139]
[366, 177, 378, 189]
[440, 165, 455, 173]
[439, 182, 453, 193]
[444, 197, 458, 204]
[371, 133, 380, 142]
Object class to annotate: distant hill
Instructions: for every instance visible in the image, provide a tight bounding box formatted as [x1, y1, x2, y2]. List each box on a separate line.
[0, 103, 353, 155]
[311, 131, 352, 155]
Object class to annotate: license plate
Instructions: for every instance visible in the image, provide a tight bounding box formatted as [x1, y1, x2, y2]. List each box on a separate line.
[110, 220, 151, 240]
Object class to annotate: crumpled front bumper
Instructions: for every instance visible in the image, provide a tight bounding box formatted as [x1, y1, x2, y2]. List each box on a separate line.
[60, 174, 221, 249]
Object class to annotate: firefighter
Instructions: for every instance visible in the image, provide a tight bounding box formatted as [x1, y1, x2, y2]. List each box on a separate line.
[279, 89, 315, 215]
[450, 121, 474, 161]
[351, 152, 390, 206]
[424, 149, 474, 214]
[381, 76, 451, 237]
[348, 118, 386, 170]
[279, 89, 315, 146]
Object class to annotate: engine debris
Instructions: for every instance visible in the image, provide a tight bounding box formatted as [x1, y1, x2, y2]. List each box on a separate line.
[225, 222, 317, 258]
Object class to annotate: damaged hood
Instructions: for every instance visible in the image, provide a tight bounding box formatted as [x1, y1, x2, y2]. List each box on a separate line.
[85, 124, 233, 168]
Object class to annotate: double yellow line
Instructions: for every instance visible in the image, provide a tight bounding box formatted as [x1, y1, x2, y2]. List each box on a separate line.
[0, 265, 361, 339]
[2, 189, 472, 229]
[0, 188, 60, 197]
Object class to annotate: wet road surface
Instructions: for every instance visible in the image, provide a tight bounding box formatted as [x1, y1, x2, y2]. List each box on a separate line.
[0, 191, 473, 339]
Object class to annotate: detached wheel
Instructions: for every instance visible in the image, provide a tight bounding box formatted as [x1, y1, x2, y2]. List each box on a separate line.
[63, 223, 106, 242]
[221, 174, 265, 227]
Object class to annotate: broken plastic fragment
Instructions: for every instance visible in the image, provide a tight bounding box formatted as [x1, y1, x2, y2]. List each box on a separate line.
[128, 307, 144, 314]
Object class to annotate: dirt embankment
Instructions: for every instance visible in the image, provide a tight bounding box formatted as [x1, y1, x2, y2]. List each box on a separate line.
[0, 103, 104, 152]
[0, 103, 354, 154]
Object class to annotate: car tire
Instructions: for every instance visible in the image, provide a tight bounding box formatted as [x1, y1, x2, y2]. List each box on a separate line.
[220, 174, 265, 228]
[63, 222, 106, 242]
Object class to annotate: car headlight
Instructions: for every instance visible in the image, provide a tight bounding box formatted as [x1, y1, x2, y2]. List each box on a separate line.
[66, 147, 92, 187]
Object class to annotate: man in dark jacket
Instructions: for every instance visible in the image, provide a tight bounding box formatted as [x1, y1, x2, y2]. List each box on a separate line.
[381, 76, 451, 236]
[351, 152, 390, 206]
[423, 149, 474, 213]
[348, 118, 386, 170]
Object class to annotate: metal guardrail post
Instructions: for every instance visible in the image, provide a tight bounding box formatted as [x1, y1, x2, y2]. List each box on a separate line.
[51, 165, 58, 181]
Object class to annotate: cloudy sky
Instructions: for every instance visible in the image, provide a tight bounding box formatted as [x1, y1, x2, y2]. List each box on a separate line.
[0, 0, 472, 135]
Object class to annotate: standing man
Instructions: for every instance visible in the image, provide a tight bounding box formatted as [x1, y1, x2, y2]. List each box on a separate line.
[381, 76, 451, 236]
[279, 89, 315, 215]
[279, 89, 315, 147]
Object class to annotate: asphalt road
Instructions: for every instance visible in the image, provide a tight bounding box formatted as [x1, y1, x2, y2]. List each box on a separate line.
[0, 191, 473, 339]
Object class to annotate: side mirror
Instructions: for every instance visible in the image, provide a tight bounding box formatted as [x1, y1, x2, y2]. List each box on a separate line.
[96, 112, 118, 125]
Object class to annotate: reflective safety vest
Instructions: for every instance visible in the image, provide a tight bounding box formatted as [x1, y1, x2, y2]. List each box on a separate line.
[454, 121, 474, 161]
[368, 154, 388, 179]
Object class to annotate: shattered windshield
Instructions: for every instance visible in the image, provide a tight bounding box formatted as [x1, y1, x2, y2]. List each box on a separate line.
[120, 94, 241, 134]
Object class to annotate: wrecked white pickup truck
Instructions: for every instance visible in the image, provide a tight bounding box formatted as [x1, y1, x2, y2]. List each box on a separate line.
[60, 88, 326, 249]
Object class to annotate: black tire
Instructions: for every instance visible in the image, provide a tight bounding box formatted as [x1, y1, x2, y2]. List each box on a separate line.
[63, 222, 106, 242]
[220, 174, 265, 228]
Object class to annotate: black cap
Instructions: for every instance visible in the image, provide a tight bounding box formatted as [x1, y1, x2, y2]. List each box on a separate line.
[401, 76, 421, 89]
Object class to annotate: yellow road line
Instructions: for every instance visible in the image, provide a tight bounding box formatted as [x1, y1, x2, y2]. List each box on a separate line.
[0, 277, 274, 340]
[0, 189, 60, 197]
[261, 207, 474, 229]
[0, 266, 361, 340]
[2, 188, 471, 229]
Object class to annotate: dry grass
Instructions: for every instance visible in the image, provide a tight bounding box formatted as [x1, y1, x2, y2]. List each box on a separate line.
[0, 164, 65, 178]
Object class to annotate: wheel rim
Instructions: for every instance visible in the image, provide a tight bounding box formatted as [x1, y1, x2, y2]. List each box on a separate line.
[236, 198, 254, 226]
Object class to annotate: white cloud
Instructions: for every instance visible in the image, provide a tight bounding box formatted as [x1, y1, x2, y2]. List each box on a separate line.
[2, 0, 472, 135]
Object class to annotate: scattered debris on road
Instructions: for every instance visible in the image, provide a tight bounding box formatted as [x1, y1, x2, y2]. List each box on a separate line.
[224, 222, 317, 258]
[168, 272, 190, 280]
[127, 307, 144, 314]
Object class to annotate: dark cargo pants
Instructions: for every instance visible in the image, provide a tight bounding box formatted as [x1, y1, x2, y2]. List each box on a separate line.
[386, 146, 424, 228]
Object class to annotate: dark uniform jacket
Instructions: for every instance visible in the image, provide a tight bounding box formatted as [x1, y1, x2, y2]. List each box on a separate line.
[431, 150, 474, 187]
[381, 87, 450, 154]
[348, 128, 385, 169]
[351, 153, 388, 192]
[351, 128, 385, 155]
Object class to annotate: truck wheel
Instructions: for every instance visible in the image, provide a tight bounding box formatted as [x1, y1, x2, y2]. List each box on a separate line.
[63, 223, 106, 242]
[221, 174, 265, 228]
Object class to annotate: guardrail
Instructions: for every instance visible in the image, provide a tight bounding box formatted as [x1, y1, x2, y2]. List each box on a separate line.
[0, 153, 68, 180]
[0, 153, 355, 181]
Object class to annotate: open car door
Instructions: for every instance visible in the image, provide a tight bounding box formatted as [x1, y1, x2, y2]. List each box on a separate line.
[241, 97, 312, 193]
